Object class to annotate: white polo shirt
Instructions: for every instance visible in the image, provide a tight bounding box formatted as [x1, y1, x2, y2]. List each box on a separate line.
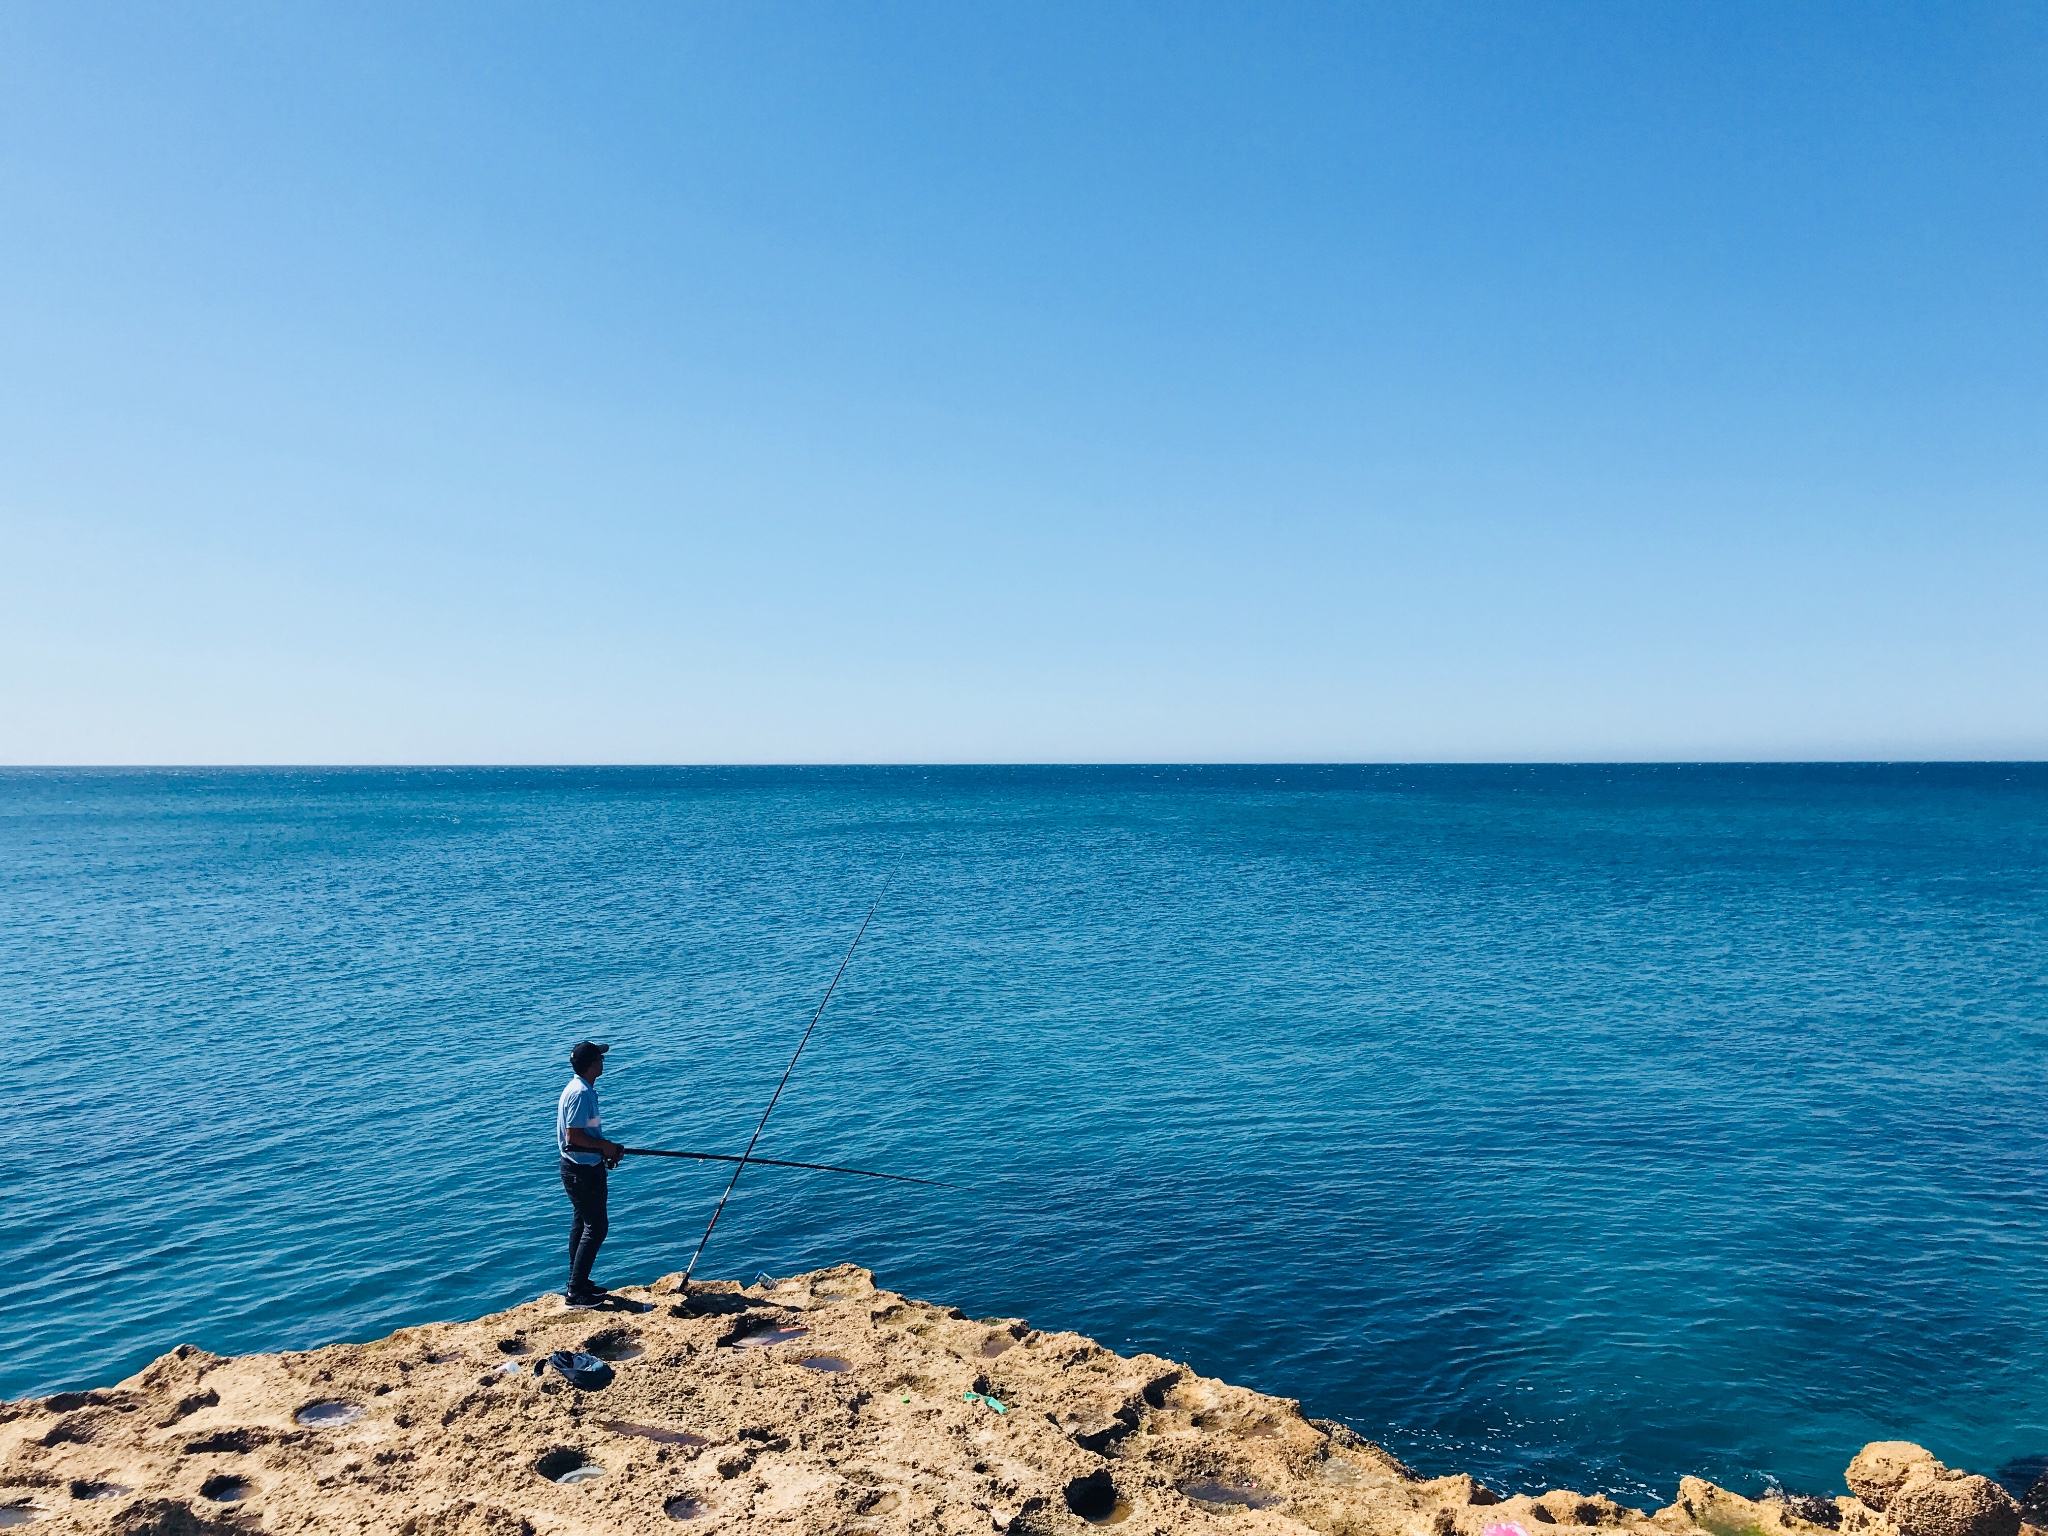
[557, 1074, 604, 1166]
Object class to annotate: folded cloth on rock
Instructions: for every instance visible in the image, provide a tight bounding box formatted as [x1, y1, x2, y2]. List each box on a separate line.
[549, 1351, 615, 1390]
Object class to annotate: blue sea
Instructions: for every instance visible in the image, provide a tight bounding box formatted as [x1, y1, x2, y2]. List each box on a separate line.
[3, 766, 2044, 1505]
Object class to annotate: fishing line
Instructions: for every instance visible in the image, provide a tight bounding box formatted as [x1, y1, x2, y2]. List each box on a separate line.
[680, 894, 883, 1286]
[619, 1145, 952, 1188]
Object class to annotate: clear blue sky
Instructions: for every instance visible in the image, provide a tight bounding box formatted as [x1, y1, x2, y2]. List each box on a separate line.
[3, 3, 2043, 763]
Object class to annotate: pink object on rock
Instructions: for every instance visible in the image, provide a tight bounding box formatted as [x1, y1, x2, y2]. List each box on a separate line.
[1484, 1524, 1530, 1536]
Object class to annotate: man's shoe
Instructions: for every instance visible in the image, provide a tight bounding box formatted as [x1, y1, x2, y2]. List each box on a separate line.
[563, 1289, 603, 1309]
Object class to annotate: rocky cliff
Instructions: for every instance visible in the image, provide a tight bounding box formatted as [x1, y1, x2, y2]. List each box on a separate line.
[1, 1265, 2039, 1536]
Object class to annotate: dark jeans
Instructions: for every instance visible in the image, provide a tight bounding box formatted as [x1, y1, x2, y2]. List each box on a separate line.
[560, 1158, 608, 1295]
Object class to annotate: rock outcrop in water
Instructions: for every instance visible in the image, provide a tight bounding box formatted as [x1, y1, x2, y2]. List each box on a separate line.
[0, 1265, 2039, 1536]
[1839, 1444, 2024, 1536]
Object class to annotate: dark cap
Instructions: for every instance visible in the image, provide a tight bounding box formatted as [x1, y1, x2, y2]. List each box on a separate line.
[570, 1040, 610, 1071]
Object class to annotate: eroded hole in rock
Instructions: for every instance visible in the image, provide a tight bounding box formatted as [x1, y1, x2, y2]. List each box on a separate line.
[1066, 1473, 1131, 1525]
[1180, 1477, 1285, 1510]
[295, 1401, 364, 1428]
[1073, 1412, 1139, 1455]
[979, 1333, 1015, 1358]
[583, 1330, 645, 1363]
[724, 1325, 809, 1350]
[70, 1482, 129, 1502]
[801, 1356, 853, 1373]
[604, 1421, 709, 1446]
[497, 1339, 530, 1355]
[160, 1389, 220, 1425]
[0, 1506, 37, 1527]
[665, 1498, 708, 1520]
[184, 1429, 269, 1455]
[866, 1492, 903, 1515]
[40, 1417, 92, 1448]
[1530, 1506, 1556, 1523]
[200, 1475, 253, 1503]
[534, 1448, 604, 1484]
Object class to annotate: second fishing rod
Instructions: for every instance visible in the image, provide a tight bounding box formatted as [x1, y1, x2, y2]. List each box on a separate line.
[677, 894, 917, 1293]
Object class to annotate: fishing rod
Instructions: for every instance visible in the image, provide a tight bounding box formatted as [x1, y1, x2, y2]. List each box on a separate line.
[618, 1145, 952, 1188]
[680, 895, 884, 1288]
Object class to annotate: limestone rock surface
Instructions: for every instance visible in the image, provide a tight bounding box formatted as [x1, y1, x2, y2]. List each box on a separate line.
[1848, 1446, 1946, 1513]
[0, 1267, 2025, 1536]
[1840, 1442, 2021, 1536]
[1887, 1475, 2020, 1536]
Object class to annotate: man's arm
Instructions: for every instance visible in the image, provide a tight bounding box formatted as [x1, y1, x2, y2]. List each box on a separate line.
[566, 1125, 625, 1159]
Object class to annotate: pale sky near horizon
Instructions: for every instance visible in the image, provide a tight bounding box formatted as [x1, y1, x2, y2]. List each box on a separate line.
[3, 3, 2044, 764]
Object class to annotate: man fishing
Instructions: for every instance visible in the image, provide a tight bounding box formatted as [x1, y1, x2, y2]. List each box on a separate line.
[557, 1040, 626, 1308]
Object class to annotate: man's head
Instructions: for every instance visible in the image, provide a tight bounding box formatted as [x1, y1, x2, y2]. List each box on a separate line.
[571, 1040, 609, 1080]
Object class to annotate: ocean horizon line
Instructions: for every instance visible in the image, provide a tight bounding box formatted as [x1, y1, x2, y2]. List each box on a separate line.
[4, 758, 2046, 772]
